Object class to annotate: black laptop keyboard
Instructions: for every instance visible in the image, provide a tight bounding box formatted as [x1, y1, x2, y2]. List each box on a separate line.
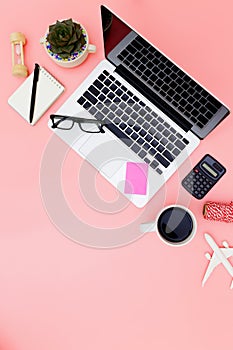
[77, 70, 189, 174]
[117, 35, 222, 129]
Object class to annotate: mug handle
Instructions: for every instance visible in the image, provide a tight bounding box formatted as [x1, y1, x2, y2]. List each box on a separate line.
[87, 44, 96, 53]
[140, 221, 156, 233]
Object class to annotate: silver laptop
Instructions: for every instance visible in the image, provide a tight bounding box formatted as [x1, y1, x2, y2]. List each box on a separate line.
[49, 5, 229, 208]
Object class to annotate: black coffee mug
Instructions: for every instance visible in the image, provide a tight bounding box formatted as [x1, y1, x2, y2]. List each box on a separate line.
[141, 205, 197, 246]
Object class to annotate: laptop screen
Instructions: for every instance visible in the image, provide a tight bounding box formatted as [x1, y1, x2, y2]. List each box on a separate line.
[101, 6, 133, 61]
[100, 5, 229, 139]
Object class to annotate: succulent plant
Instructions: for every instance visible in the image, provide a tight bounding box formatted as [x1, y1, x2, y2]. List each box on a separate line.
[46, 18, 86, 59]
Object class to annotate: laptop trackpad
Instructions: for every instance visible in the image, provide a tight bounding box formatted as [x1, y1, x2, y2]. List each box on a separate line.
[79, 132, 135, 178]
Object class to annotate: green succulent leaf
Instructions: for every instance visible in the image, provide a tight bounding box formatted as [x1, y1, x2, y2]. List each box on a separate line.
[47, 18, 86, 58]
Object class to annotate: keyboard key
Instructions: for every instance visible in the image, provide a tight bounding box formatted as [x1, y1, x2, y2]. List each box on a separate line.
[137, 117, 144, 124]
[110, 104, 117, 112]
[119, 102, 127, 109]
[155, 154, 170, 168]
[95, 111, 105, 121]
[116, 88, 123, 96]
[133, 104, 140, 112]
[151, 119, 158, 127]
[151, 160, 159, 169]
[137, 137, 144, 145]
[142, 122, 150, 130]
[163, 129, 170, 137]
[125, 127, 133, 135]
[116, 109, 123, 116]
[89, 106, 97, 115]
[149, 148, 156, 156]
[122, 94, 129, 101]
[158, 116, 164, 123]
[119, 122, 127, 130]
[128, 118, 135, 127]
[151, 111, 158, 119]
[131, 132, 138, 140]
[169, 134, 176, 142]
[139, 129, 146, 137]
[157, 144, 165, 153]
[155, 132, 162, 140]
[105, 78, 112, 86]
[133, 124, 140, 132]
[98, 73, 106, 81]
[151, 139, 159, 148]
[83, 101, 91, 109]
[101, 86, 110, 95]
[144, 157, 151, 164]
[98, 94, 106, 102]
[175, 139, 185, 150]
[172, 148, 181, 156]
[108, 91, 115, 100]
[145, 134, 152, 142]
[163, 150, 174, 162]
[93, 80, 103, 89]
[138, 150, 146, 159]
[122, 114, 129, 122]
[139, 109, 146, 117]
[110, 83, 117, 91]
[160, 138, 168, 146]
[143, 143, 150, 151]
[156, 168, 163, 175]
[77, 96, 86, 105]
[157, 124, 164, 132]
[131, 143, 140, 153]
[145, 114, 152, 122]
[125, 107, 133, 115]
[114, 117, 121, 124]
[167, 142, 174, 151]
[182, 138, 189, 145]
[148, 127, 156, 135]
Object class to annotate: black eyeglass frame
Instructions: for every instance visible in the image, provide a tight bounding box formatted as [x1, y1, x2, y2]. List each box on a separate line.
[50, 114, 106, 133]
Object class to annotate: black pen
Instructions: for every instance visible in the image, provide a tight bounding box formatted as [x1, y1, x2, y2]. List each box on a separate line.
[29, 63, 40, 124]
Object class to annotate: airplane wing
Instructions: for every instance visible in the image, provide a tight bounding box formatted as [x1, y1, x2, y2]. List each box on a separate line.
[202, 252, 218, 287]
[202, 248, 233, 287]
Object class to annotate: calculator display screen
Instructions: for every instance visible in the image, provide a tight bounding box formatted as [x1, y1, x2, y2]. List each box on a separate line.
[202, 162, 218, 177]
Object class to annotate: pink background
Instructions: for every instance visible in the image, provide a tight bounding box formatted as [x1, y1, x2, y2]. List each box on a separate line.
[1, 0, 233, 349]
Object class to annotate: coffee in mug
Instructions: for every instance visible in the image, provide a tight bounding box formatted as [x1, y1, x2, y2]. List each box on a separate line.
[140, 205, 197, 246]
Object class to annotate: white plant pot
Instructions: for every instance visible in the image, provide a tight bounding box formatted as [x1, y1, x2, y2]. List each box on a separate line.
[40, 22, 96, 68]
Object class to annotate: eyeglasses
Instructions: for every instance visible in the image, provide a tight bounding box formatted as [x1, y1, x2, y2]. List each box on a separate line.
[50, 114, 106, 133]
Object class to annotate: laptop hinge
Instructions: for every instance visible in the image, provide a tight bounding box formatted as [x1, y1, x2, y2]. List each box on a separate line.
[115, 64, 192, 133]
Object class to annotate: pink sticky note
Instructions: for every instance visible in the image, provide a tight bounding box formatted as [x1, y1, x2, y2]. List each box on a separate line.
[124, 162, 148, 195]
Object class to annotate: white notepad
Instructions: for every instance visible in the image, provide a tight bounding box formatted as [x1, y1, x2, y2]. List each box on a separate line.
[8, 66, 65, 125]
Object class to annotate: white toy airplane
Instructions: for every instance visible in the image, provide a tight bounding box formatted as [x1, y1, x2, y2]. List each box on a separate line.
[202, 233, 233, 289]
